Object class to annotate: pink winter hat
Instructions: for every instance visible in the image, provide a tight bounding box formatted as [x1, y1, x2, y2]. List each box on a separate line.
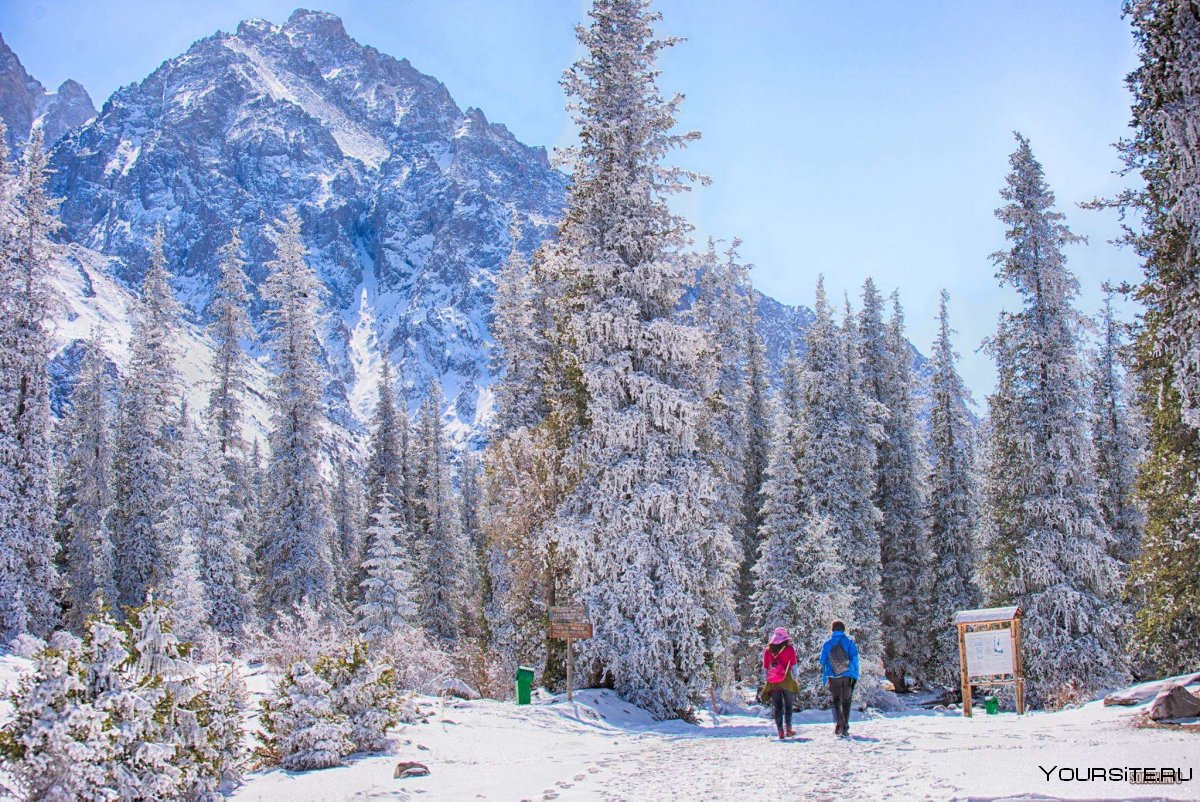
[769, 627, 790, 645]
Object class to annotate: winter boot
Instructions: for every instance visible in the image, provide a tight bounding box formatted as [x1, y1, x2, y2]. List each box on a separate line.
[785, 726, 796, 737]
[777, 726, 786, 740]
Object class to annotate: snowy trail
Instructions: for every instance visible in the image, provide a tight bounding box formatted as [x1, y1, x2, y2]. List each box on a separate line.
[228, 687, 1199, 801]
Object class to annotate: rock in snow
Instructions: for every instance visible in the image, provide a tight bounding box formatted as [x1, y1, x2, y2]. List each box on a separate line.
[1148, 683, 1200, 721]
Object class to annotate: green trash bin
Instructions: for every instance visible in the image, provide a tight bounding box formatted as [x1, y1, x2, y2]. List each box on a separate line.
[984, 695, 999, 715]
[515, 666, 534, 706]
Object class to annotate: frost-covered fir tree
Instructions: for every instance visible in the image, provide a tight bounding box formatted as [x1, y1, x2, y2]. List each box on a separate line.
[692, 240, 758, 678]
[260, 660, 351, 771]
[111, 227, 184, 610]
[332, 449, 366, 603]
[414, 382, 467, 642]
[549, 0, 737, 719]
[1105, 0, 1200, 673]
[459, 450, 487, 643]
[156, 403, 215, 647]
[1091, 290, 1145, 570]
[980, 134, 1127, 704]
[57, 336, 117, 631]
[206, 228, 256, 554]
[356, 494, 418, 641]
[366, 352, 406, 518]
[739, 296, 771, 674]
[0, 129, 61, 639]
[829, 291, 884, 669]
[490, 215, 550, 437]
[862, 285, 932, 692]
[259, 209, 335, 616]
[924, 292, 981, 688]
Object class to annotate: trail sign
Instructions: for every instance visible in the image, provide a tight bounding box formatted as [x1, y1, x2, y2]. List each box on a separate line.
[548, 604, 592, 702]
[954, 605, 1025, 716]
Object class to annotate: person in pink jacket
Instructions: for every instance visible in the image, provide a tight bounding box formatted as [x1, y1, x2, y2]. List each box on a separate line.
[761, 627, 799, 739]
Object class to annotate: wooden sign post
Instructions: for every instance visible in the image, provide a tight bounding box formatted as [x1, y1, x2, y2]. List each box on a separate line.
[954, 605, 1025, 717]
[549, 604, 593, 702]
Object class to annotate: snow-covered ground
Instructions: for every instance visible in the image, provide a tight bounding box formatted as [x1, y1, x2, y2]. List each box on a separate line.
[231, 684, 1198, 801]
[2, 653, 1196, 801]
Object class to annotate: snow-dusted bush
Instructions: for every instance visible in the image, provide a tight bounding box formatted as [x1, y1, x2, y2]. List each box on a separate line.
[6, 632, 45, 659]
[372, 627, 452, 698]
[0, 633, 111, 802]
[258, 598, 351, 672]
[260, 660, 352, 771]
[1, 602, 247, 801]
[315, 640, 403, 754]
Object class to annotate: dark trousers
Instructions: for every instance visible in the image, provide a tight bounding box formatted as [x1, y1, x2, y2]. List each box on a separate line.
[829, 676, 854, 734]
[770, 688, 794, 731]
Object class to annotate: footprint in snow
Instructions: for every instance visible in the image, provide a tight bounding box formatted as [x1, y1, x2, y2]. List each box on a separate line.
[557, 781, 572, 788]
[543, 791, 559, 800]
[574, 774, 586, 781]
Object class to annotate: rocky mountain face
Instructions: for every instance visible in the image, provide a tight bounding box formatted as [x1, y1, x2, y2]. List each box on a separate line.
[0, 34, 96, 151]
[6, 10, 901, 440]
[42, 9, 567, 431]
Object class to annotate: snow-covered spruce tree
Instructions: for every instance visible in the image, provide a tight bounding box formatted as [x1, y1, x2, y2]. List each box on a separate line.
[862, 285, 933, 693]
[332, 448, 366, 604]
[413, 381, 468, 642]
[206, 228, 256, 554]
[156, 402, 215, 648]
[739, 293, 771, 676]
[259, 208, 335, 617]
[0, 631, 112, 801]
[1104, 0, 1200, 674]
[692, 239, 758, 681]
[980, 134, 1127, 705]
[356, 493, 418, 641]
[0, 128, 61, 639]
[260, 660, 351, 771]
[491, 214, 551, 437]
[459, 450, 488, 644]
[924, 292, 981, 689]
[314, 640, 401, 754]
[1091, 290, 1145, 572]
[111, 227, 184, 610]
[548, 0, 737, 719]
[366, 351, 406, 518]
[835, 292, 885, 674]
[753, 354, 851, 704]
[57, 336, 117, 631]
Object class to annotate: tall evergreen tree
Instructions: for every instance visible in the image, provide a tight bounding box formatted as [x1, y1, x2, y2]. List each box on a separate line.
[1091, 290, 1145, 571]
[356, 494, 418, 641]
[206, 227, 255, 552]
[259, 208, 335, 616]
[57, 337, 117, 631]
[924, 292, 981, 688]
[864, 286, 932, 692]
[980, 135, 1127, 704]
[1108, 0, 1200, 674]
[111, 227, 184, 610]
[414, 381, 467, 642]
[366, 352, 405, 518]
[0, 129, 61, 638]
[836, 294, 885, 677]
[549, 0, 737, 718]
[332, 448, 366, 604]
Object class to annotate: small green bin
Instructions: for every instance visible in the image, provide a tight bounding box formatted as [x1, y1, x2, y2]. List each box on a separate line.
[984, 695, 999, 715]
[515, 666, 535, 706]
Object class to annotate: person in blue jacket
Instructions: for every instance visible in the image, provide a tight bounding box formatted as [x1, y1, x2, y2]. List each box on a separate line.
[819, 620, 860, 737]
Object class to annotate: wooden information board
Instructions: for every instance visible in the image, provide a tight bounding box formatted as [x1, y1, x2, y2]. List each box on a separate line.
[954, 606, 1025, 716]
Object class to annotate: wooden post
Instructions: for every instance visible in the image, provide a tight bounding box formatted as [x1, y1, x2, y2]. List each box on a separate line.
[1013, 617, 1025, 715]
[958, 623, 972, 718]
[566, 635, 573, 702]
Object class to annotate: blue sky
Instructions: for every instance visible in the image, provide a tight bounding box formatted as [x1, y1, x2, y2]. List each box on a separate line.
[2, 0, 1141, 396]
